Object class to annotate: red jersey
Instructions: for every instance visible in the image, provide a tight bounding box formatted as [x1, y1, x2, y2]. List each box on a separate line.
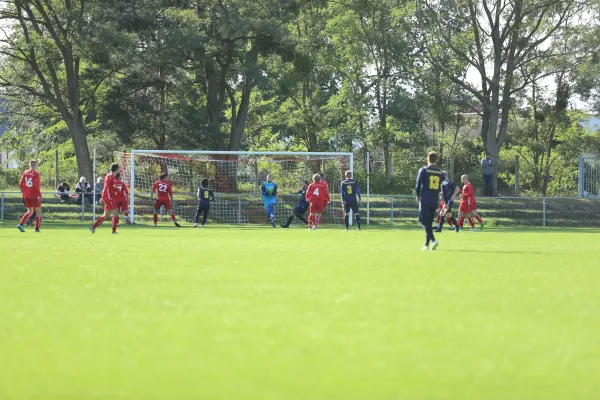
[102, 173, 117, 200]
[152, 179, 173, 199]
[20, 169, 41, 198]
[306, 181, 330, 205]
[114, 181, 129, 200]
[460, 182, 475, 206]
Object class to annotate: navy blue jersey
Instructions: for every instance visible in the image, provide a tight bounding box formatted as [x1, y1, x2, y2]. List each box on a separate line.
[197, 187, 215, 207]
[341, 179, 361, 202]
[415, 166, 445, 205]
[441, 179, 457, 202]
[297, 187, 309, 208]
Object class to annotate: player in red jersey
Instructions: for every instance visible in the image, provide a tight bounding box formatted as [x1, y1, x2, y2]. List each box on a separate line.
[305, 173, 330, 230]
[114, 172, 131, 225]
[151, 173, 181, 227]
[17, 160, 42, 232]
[457, 174, 486, 232]
[90, 163, 120, 234]
[318, 172, 329, 213]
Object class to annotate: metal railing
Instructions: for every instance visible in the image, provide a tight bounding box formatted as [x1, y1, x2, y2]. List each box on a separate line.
[2, 191, 600, 227]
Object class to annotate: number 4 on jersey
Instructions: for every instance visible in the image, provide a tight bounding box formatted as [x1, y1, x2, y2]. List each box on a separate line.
[314, 188, 320, 196]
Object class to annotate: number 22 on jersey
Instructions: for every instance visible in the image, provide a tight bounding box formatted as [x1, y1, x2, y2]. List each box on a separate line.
[158, 183, 168, 192]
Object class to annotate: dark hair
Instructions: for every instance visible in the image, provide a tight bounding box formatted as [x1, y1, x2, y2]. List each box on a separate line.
[159, 173, 168, 180]
[319, 172, 324, 179]
[303, 180, 309, 186]
[111, 163, 119, 173]
[61, 182, 68, 187]
[201, 178, 209, 187]
[115, 172, 121, 179]
[427, 152, 438, 165]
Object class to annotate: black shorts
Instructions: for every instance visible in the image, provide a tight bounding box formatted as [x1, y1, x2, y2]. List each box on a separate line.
[344, 201, 359, 214]
[419, 203, 437, 225]
[295, 204, 308, 215]
[196, 205, 210, 213]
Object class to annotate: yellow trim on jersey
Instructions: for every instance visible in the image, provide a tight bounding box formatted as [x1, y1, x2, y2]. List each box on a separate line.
[427, 169, 442, 175]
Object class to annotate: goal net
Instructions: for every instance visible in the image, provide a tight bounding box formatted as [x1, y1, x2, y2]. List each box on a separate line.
[115, 151, 354, 226]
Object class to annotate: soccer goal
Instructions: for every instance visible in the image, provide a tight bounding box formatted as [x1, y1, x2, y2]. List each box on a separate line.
[115, 151, 354, 226]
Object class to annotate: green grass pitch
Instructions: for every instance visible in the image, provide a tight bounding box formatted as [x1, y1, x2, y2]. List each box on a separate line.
[1, 222, 599, 399]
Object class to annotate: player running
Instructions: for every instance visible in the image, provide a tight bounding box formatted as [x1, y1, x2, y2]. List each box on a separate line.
[151, 173, 181, 227]
[17, 160, 42, 233]
[415, 152, 445, 250]
[341, 170, 362, 230]
[194, 178, 215, 228]
[306, 173, 330, 230]
[261, 174, 278, 228]
[114, 173, 131, 225]
[457, 174, 486, 232]
[435, 176, 460, 232]
[90, 163, 120, 234]
[280, 180, 310, 228]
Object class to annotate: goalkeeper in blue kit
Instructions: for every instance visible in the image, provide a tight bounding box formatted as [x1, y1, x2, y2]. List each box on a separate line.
[261, 174, 278, 228]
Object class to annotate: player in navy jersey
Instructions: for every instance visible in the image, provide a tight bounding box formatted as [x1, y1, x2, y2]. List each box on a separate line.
[341, 171, 362, 230]
[194, 178, 215, 227]
[415, 152, 445, 250]
[435, 175, 460, 232]
[280, 180, 310, 228]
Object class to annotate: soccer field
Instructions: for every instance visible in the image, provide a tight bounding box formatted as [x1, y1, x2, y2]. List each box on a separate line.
[1, 222, 599, 400]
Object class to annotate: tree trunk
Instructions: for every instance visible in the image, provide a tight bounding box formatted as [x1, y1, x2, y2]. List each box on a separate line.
[68, 115, 93, 181]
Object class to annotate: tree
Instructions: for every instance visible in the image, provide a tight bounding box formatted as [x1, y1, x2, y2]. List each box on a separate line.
[0, 0, 124, 179]
[329, 0, 420, 181]
[419, 0, 591, 194]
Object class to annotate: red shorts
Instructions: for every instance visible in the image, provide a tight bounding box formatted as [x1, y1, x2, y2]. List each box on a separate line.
[23, 198, 41, 208]
[310, 202, 326, 214]
[459, 203, 477, 214]
[116, 199, 128, 212]
[103, 197, 117, 211]
[154, 198, 172, 210]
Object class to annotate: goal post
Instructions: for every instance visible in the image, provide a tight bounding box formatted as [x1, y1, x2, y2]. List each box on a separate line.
[116, 150, 354, 226]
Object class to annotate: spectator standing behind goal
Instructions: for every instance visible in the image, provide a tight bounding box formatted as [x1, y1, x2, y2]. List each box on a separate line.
[481, 152, 496, 196]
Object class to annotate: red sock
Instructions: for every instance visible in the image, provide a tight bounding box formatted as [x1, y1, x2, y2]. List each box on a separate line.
[436, 213, 441, 224]
[20, 212, 32, 226]
[153, 214, 158, 225]
[112, 216, 118, 233]
[458, 216, 464, 228]
[93, 216, 105, 229]
[308, 215, 314, 228]
[468, 217, 475, 228]
[35, 217, 41, 230]
[170, 213, 177, 222]
[446, 216, 452, 225]
[315, 215, 321, 227]
[475, 214, 483, 224]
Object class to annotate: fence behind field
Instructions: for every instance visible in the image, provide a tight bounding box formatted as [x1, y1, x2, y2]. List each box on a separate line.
[2, 191, 600, 227]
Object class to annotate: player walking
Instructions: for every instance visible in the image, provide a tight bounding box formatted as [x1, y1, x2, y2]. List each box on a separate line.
[151, 173, 181, 227]
[194, 178, 215, 228]
[261, 174, 278, 228]
[341, 171, 362, 230]
[306, 173, 330, 230]
[280, 180, 310, 228]
[90, 163, 120, 234]
[114, 173, 131, 225]
[415, 152, 445, 250]
[17, 160, 42, 233]
[435, 176, 460, 232]
[457, 175, 486, 232]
